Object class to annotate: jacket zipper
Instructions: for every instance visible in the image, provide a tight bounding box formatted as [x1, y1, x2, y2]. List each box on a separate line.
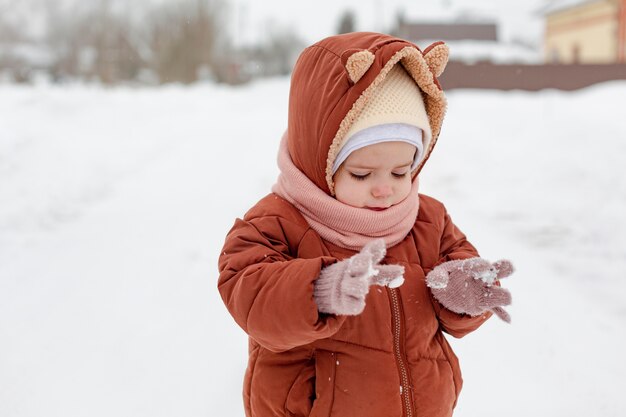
[389, 287, 413, 417]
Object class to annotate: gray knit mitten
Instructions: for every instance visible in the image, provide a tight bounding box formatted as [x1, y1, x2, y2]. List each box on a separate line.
[426, 258, 514, 323]
[314, 239, 405, 316]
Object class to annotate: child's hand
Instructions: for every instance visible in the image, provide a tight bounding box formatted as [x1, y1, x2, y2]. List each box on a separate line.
[314, 239, 405, 316]
[426, 258, 514, 323]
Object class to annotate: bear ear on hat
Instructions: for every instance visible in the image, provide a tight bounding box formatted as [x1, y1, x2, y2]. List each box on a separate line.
[422, 42, 449, 78]
[341, 48, 375, 84]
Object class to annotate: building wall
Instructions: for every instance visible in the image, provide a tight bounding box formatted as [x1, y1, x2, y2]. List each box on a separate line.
[545, 0, 619, 63]
[617, 0, 626, 63]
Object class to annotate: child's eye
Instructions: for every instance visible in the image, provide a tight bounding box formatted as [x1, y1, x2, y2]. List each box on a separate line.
[349, 172, 369, 181]
[392, 172, 409, 178]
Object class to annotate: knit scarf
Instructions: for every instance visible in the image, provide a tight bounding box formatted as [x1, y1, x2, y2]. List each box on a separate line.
[271, 133, 420, 251]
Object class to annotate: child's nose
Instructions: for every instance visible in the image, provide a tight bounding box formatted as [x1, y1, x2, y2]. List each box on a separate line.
[371, 183, 393, 198]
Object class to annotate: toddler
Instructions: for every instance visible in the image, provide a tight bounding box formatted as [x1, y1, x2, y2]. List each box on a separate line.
[218, 32, 514, 417]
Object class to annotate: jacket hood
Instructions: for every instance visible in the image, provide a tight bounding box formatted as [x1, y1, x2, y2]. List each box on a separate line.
[287, 32, 449, 195]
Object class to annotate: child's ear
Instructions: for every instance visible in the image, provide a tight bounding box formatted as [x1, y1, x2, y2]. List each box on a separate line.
[422, 42, 449, 77]
[341, 49, 375, 84]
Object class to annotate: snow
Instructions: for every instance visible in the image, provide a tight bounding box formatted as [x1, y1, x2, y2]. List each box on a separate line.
[387, 276, 404, 289]
[541, 0, 596, 15]
[415, 40, 542, 64]
[473, 267, 498, 286]
[1, 78, 626, 416]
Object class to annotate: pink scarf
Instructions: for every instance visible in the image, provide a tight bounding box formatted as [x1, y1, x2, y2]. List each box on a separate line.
[271, 133, 420, 251]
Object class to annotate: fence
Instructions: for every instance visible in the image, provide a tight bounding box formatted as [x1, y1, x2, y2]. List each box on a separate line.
[440, 62, 626, 91]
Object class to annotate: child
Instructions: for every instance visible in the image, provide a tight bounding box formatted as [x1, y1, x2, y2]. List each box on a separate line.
[218, 32, 514, 417]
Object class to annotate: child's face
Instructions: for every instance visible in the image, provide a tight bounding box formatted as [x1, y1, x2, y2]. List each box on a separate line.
[333, 141, 416, 210]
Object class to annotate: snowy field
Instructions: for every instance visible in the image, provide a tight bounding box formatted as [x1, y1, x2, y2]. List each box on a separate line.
[1, 78, 625, 417]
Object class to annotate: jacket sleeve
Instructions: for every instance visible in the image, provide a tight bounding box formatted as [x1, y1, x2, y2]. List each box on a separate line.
[217, 216, 346, 352]
[430, 210, 493, 338]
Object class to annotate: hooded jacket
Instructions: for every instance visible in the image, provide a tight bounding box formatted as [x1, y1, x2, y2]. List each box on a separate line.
[218, 32, 491, 417]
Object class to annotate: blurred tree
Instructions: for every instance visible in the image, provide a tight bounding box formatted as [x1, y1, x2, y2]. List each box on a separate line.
[46, 0, 144, 83]
[42, 0, 224, 84]
[0, 0, 31, 43]
[0, 0, 43, 82]
[265, 24, 305, 75]
[211, 19, 305, 83]
[337, 10, 356, 34]
[147, 0, 222, 84]
[92, 1, 143, 83]
[390, 9, 406, 37]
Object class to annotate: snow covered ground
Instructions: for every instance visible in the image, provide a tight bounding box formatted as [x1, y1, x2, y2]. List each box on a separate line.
[1, 78, 625, 417]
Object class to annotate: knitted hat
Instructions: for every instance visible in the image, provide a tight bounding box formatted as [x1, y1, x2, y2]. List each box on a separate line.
[333, 64, 432, 174]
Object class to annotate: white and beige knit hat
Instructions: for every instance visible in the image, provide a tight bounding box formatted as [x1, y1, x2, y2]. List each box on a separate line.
[332, 64, 432, 174]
